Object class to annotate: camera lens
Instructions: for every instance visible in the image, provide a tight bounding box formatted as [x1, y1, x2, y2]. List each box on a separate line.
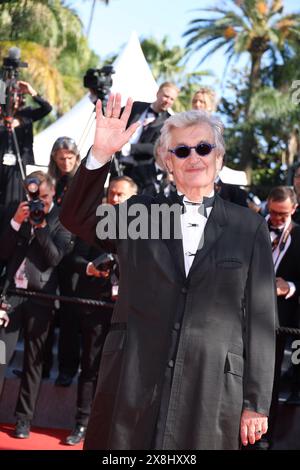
[29, 200, 45, 225]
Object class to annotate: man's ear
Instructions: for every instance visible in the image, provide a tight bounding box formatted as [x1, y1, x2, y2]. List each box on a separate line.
[165, 154, 174, 174]
[215, 155, 223, 173]
[291, 203, 298, 215]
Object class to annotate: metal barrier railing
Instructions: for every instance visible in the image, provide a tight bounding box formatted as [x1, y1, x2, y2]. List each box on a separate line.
[277, 327, 300, 336]
[8, 288, 115, 309]
[5, 290, 300, 334]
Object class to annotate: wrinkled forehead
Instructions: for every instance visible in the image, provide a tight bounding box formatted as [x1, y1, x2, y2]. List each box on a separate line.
[169, 122, 215, 146]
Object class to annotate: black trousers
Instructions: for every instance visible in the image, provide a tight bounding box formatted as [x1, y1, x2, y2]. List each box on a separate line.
[0, 295, 54, 420]
[58, 303, 81, 377]
[74, 305, 112, 427]
[57, 266, 80, 378]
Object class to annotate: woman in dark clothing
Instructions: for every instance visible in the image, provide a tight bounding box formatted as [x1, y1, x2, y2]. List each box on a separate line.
[44, 137, 81, 383]
[48, 136, 81, 206]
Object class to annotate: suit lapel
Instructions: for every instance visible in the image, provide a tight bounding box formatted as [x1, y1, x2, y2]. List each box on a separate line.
[155, 192, 186, 280]
[128, 102, 149, 125]
[163, 236, 186, 280]
[187, 195, 228, 278]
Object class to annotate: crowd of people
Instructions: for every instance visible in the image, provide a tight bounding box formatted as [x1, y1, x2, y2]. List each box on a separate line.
[0, 75, 300, 451]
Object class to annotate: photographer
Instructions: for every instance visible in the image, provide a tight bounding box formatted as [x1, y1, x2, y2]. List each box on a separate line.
[0, 79, 52, 205]
[0, 171, 71, 439]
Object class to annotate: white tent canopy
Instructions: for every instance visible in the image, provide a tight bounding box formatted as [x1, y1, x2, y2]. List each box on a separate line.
[219, 166, 248, 186]
[33, 31, 158, 166]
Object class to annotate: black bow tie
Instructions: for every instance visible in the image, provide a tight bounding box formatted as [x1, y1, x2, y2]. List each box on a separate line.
[171, 192, 215, 217]
[268, 221, 282, 237]
[156, 168, 166, 177]
[148, 107, 159, 119]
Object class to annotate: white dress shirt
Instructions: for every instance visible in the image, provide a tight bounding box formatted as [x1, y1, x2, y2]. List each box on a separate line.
[265, 214, 295, 299]
[180, 193, 214, 276]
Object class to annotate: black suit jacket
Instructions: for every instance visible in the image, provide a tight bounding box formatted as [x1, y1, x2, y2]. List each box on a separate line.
[216, 181, 248, 207]
[0, 204, 71, 294]
[276, 223, 300, 327]
[71, 238, 112, 301]
[60, 161, 276, 450]
[125, 101, 171, 161]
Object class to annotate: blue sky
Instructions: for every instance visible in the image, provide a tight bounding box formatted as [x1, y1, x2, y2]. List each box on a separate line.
[72, 0, 299, 90]
[73, 0, 203, 58]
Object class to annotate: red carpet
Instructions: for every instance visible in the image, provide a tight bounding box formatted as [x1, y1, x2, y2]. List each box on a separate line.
[0, 424, 83, 450]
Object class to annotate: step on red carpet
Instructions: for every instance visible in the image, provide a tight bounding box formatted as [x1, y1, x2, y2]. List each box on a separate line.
[0, 424, 83, 450]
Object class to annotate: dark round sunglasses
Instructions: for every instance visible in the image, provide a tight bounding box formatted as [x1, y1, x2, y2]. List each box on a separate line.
[168, 142, 216, 159]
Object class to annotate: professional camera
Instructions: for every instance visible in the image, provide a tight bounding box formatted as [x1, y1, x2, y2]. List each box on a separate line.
[0, 47, 28, 122]
[83, 65, 115, 104]
[92, 253, 119, 300]
[25, 177, 45, 225]
[92, 253, 116, 272]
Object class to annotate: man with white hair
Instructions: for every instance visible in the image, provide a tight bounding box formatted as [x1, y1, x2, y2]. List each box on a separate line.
[61, 94, 276, 450]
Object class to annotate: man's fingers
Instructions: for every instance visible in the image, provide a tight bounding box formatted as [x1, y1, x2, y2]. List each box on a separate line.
[120, 97, 134, 125]
[261, 419, 268, 435]
[95, 99, 104, 122]
[112, 93, 122, 117]
[248, 423, 256, 445]
[99, 270, 110, 278]
[105, 93, 114, 118]
[0, 312, 9, 327]
[125, 121, 140, 141]
[19, 201, 29, 208]
[240, 423, 248, 446]
[240, 411, 268, 446]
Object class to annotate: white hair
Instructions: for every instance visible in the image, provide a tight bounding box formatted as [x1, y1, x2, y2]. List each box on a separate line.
[159, 110, 225, 168]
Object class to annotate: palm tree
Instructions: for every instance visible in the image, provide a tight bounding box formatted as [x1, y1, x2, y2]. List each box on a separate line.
[86, 0, 110, 38]
[183, 0, 300, 180]
[0, 1, 99, 115]
[0, 40, 65, 107]
[141, 36, 213, 112]
[141, 36, 185, 82]
[0, 0, 64, 43]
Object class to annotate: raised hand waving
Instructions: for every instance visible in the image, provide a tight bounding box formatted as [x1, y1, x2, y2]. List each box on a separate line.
[92, 93, 140, 164]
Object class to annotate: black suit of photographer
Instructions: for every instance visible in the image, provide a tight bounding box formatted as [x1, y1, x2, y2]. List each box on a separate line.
[0, 95, 52, 205]
[67, 238, 113, 428]
[0, 203, 71, 422]
[114, 101, 171, 192]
